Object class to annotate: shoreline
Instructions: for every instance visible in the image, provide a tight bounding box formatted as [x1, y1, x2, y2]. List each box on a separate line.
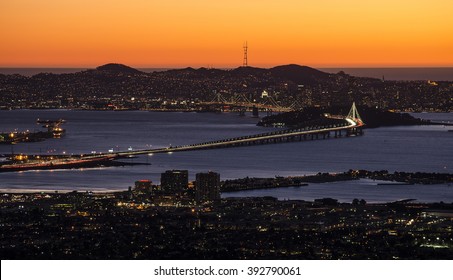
[1, 188, 451, 205]
[2, 170, 451, 195]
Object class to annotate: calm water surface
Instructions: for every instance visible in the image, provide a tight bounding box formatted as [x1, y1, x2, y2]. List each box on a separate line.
[0, 110, 452, 202]
[222, 179, 453, 203]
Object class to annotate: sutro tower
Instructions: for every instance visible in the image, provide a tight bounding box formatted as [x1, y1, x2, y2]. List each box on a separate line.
[243, 41, 248, 67]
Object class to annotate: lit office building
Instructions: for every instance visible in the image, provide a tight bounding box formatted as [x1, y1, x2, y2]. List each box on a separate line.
[160, 170, 188, 194]
[195, 171, 220, 202]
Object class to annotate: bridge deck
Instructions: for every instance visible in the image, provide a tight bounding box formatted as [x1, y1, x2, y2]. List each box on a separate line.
[116, 117, 361, 157]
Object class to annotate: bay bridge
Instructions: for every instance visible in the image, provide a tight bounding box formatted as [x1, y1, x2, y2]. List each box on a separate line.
[0, 103, 364, 172]
[116, 102, 364, 157]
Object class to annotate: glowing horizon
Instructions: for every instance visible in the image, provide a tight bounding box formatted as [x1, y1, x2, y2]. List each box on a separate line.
[1, 0, 452, 68]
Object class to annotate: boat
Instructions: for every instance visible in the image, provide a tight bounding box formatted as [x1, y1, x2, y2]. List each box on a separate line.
[51, 126, 66, 137]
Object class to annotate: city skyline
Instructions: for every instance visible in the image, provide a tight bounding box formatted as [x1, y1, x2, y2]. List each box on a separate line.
[1, 0, 453, 68]
[1, 0, 453, 264]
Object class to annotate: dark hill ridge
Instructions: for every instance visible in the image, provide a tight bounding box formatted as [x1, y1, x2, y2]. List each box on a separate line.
[161, 64, 333, 84]
[95, 63, 143, 74]
[230, 66, 269, 76]
[270, 64, 332, 85]
[92, 63, 332, 82]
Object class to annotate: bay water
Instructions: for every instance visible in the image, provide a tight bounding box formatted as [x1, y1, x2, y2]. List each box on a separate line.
[0, 110, 451, 202]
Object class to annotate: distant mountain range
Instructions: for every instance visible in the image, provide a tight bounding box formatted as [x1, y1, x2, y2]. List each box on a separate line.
[1, 64, 453, 81]
[90, 63, 337, 86]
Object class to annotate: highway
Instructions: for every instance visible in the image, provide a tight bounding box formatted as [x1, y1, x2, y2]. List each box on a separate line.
[115, 117, 362, 157]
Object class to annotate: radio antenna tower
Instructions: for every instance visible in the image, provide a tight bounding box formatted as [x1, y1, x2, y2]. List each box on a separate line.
[243, 41, 248, 67]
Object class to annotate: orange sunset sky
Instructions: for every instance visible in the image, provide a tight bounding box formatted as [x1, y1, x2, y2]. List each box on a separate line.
[1, 0, 452, 68]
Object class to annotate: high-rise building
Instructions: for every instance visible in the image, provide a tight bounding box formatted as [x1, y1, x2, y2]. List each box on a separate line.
[160, 170, 188, 195]
[195, 171, 220, 202]
[134, 179, 158, 195]
[135, 179, 152, 191]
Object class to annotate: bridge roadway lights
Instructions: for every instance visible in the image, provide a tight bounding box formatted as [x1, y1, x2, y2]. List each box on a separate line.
[107, 111, 363, 157]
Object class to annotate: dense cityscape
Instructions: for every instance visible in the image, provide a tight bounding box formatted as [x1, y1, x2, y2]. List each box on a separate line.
[1, 168, 453, 259]
[0, 63, 452, 112]
[1, 169, 453, 259]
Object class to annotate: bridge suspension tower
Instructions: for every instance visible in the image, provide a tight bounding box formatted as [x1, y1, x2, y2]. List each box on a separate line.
[347, 102, 364, 125]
